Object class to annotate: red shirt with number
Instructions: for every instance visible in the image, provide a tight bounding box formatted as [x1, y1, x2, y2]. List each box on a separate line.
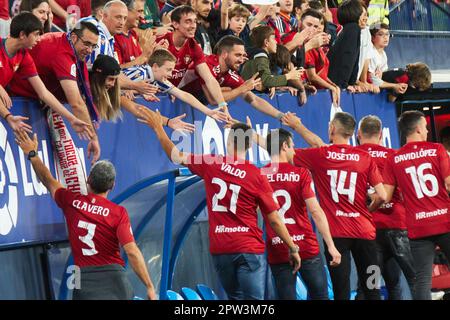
[187, 154, 279, 255]
[156, 32, 205, 87]
[294, 145, 382, 240]
[114, 29, 142, 64]
[355, 144, 407, 230]
[263, 162, 320, 263]
[55, 188, 135, 267]
[8, 32, 86, 103]
[182, 54, 244, 94]
[383, 141, 450, 239]
[0, 38, 38, 87]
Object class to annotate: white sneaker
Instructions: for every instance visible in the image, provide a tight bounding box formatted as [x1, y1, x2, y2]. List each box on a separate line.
[431, 291, 445, 300]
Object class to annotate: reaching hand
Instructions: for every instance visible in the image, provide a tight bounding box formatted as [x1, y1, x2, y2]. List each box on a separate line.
[286, 68, 302, 81]
[154, 25, 173, 37]
[137, 106, 164, 129]
[135, 81, 160, 96]
[122, 90, 136, 101]
[281, 112, 302, 129]
[394, 83, 408, 95]
[143, 93, 161, 102]
[0, 85, 12, 109]
[298, 90, 307, 106]
[208, 107, 229, 123]
[242, 73, 262, 92]
[14, 130, 38, 154]
[7, 115, 32, 134]
[305, 84, 317, 95]
[328, 246, 342, 267]
[70, 118, 94, 140]
[87, 138, 101, 165]
[268, 87, 276, 99]
[167, 113, 195, 133]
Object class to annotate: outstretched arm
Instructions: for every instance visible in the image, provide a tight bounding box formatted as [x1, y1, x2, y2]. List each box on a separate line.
[281, 112, 326, 148]
[14, 131, 63, 199]
[137, 106, 190, 165]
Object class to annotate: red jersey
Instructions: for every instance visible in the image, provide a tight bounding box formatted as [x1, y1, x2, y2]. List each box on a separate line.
[55, 188, 135, 268]
[0, 38, 37, 87]
[383, 141, 450, 239]
[263, 162, 320, 264]
[182, 54, 244, 94]
[8, 32, 86, 103]
[187, 154, 279, 255]
[304, 47, 330, 88]
[355, 144, 406, 230]
[52, 0, 91, 29]
[0, 1, 9, 19]
[114, 29, 142, 64]
[294, 144, 383, 240]
[157, 32, 205, 87]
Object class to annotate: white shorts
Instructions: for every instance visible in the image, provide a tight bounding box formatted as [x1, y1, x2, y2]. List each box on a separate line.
[0, 18, 11, 38]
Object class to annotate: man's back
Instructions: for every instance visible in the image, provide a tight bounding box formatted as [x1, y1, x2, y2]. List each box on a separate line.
[294, 144, 382, 239]
[186, 154, 278, 255]
[356, 143, 406, 230]
[263, 162, 320, 263]
[55, 188, 134, 267]
[383, 141, 450, 239]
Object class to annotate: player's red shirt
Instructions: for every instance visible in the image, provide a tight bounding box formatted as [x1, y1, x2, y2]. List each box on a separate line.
[55, 188, 135, 268]
[263, 162, 320, 263]
[294, 144, 382, 240]
[114, 29, 142, 65]
[0, 38, 37, 87]
[0, 1, 9, 19]
[187, 154, 279, 255]
[383, 141, 450, 239]
[52, 0, 91, 29]
[8, 32, 86, 103]
[356, 144, 406, 230]
[182, 54, 244, 94]
[304, 47, 330, 88]
[156, 32, 205, 87]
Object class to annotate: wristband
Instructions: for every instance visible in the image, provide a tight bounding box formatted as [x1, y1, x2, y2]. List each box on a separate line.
[276, 112, 285, 121]
[166, 118, 171, 127]
[4, 113, 12, 120]
[218, 102, 228, 108]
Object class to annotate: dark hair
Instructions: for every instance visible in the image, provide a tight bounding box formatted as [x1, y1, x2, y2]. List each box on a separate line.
[266, 128, 293, 155]
[88, 160, 116, 193]
[359, 115, 382, 137]
[91, 0, 109, 11]
[301, 8, 324, 22]
[171, 5, 196, 23]
[72, 21, 100, 37]
[398, 110, 425, 138]
[214, 35, 245, 55]
[270, 44, 291, 73]
[407, 62, 432, 91]
[369, 22, 389, 37]
[337, 0, 365, 25]
[10, 12, 43, 38]
[293, 0, 308, 10]
[229, 122, 252, 151]
[250, 25, 275, 49]
[308, 0, 324, 11]
[332, 112, 356, 138]
[19, 0, 51, 32]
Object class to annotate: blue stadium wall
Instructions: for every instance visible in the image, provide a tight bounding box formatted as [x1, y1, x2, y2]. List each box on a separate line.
[0, 90, 400, 299]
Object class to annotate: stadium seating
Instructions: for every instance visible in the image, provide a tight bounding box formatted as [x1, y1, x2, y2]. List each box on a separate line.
[196, 284, 219, 300]
[166, 290, 184, 300]
[180, 287, 202, 300]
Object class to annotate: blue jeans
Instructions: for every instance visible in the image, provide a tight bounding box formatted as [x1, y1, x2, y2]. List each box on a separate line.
[212, 253, 266, 300]
[270, 255, 329, 300]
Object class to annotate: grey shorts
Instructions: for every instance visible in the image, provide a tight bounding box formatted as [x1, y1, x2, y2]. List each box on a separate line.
[72, 264, 134, 300]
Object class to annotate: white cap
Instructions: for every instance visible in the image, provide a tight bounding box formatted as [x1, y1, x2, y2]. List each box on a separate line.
[241, 0, 279, 5]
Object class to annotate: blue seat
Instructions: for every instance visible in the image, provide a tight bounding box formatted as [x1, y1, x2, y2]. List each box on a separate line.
[296, 276, 308, 300]
[181, 287, 202, 300]
[196, 284, 219, 300]
[166, 290, 184, 300]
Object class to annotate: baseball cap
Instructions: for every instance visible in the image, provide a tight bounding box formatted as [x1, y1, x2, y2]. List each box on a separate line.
[92, 55, 121, 76]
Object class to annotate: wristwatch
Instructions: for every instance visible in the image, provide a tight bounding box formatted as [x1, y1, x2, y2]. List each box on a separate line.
[27, 150, 37, 160]
[289, 244, 300, 254]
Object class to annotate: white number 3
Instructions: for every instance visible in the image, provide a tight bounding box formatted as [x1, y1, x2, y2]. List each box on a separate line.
[78, 220, 98, 256]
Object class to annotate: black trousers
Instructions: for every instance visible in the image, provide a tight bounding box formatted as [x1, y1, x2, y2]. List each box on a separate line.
[324, 238, 381, 300]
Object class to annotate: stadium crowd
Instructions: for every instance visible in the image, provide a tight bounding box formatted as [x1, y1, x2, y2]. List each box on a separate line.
[1, 0, 449, 301]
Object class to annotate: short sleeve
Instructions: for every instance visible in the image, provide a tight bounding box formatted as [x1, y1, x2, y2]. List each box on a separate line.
[382, 154, 397, 186]
[54, 188, 75, 210]
[367, 157, 383, 187]
[116, 208, 135, 246]
[304, 50, 317, 69]
[16, 51, 38, 80]
[299, 169, 316, 200]
[186, 154, 217, 178]
[257, 175, 279, 215]
[156, 79, 174, 93]
[293, 148, 317, 171]
[52, 53, 77, 81]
